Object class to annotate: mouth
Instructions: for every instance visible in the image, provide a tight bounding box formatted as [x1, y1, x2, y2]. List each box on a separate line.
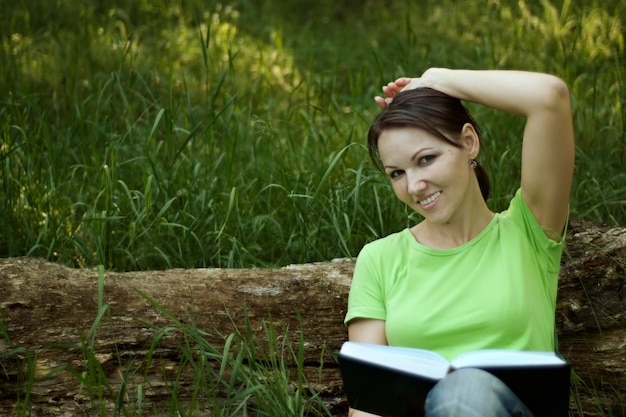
[418, 191, 441, 207]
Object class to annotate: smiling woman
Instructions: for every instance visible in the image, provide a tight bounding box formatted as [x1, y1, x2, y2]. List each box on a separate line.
[344, 68, 575, 417]
[377, 125, 490, 244]
[369, 87, 491, 204]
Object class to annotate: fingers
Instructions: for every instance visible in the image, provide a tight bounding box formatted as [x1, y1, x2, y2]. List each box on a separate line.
[394, 77, 413, 87]
[374, 83, 399, 109]
[374, 77, 424, 108]
[383, 82, 403, 97]
[374, 95, 388, 109]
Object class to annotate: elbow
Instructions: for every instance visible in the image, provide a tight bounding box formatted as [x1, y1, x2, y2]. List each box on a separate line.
[542, 76, 571, 110]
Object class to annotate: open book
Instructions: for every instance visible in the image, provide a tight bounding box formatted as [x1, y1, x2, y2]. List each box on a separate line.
[338, 341, 571, 417]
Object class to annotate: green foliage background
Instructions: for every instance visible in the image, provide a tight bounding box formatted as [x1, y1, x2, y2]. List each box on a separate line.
[1, 0, 625, 271]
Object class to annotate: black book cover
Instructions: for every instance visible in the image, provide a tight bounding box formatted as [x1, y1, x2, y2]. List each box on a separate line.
[339, 345, 571, 417]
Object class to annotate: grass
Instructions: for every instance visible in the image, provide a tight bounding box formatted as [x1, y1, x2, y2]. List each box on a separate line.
[1, 0, 624, 270]
[0, 0, 625, 415]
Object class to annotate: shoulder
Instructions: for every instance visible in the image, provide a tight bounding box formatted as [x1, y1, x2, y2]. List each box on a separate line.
[357, 229, 412, 259]
[364, 228, 410, 246]
[352, 229, 414, 280]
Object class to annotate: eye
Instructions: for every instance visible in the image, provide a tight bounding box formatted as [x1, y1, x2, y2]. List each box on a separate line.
[389, 169, 404, 179]
[418, 155, 436, 165]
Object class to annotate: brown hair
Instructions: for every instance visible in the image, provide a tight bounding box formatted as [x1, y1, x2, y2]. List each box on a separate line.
[368, 88, 490, 201]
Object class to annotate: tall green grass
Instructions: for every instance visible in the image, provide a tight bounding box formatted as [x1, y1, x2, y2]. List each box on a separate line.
[1, 0, 624, 270]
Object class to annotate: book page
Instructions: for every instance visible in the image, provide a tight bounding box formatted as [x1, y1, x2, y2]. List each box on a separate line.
[450, 349, 566, 369]
[340, 342, 450, 379]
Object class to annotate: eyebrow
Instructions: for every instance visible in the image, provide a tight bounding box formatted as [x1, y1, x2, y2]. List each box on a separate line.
[411, 147, 433, 162]
[384, 147, 433, 170]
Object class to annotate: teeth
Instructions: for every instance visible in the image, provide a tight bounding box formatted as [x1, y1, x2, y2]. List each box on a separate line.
[419, 191, 441, 206]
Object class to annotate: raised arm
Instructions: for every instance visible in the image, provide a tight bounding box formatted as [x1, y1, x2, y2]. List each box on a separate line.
[377, 69, 575, 239]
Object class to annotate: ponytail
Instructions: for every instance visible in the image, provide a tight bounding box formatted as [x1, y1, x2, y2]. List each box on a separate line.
[473, 161, 490, 201]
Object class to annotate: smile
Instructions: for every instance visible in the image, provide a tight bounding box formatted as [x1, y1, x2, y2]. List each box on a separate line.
[419, 191, 441, 206]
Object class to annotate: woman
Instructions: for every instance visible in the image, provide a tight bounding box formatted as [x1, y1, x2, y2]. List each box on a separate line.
[345, 68, 575, 417]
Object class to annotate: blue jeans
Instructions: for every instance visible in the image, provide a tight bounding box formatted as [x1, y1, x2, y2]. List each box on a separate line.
[424, 368, 535, 417]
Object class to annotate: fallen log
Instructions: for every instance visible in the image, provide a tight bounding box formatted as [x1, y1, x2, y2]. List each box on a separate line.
[0, 219, 624, 416]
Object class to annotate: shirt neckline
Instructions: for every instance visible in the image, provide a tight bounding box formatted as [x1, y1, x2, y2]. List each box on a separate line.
[403, 212, 501, 254]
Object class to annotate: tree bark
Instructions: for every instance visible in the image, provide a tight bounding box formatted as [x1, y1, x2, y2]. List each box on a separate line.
[0, 220, 624, 416]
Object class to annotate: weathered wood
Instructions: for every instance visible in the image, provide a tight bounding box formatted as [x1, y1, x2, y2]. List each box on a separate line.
[0, 219, 624, 416]
[0, 257, 353, 415]
[554, 220, 626, 416]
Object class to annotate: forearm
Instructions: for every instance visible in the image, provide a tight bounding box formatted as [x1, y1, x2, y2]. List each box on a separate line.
[417, 68, 570, 118]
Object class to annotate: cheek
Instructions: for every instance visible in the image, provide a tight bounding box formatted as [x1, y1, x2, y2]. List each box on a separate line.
[391, 180, 413, 203]
[438, 156, 466, 181]
[390, 180, 404, 196]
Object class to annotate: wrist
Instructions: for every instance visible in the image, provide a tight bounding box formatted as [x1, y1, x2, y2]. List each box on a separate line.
[421, 67, 449, 88]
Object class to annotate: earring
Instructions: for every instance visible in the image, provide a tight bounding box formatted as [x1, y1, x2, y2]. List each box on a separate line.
[470, 159, 477, 169]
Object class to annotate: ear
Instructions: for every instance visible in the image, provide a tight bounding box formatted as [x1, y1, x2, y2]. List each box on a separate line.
[460, 123, 480, 159]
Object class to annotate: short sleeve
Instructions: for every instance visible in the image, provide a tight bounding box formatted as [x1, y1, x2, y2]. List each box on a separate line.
[344, 244, 387, 325]
[507, 188, 566, 277]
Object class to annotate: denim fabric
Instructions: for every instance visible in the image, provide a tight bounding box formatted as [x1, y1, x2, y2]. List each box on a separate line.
[424, 368, 535, 417]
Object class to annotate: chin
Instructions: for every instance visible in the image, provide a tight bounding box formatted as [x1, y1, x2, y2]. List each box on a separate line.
[422, 212, 453, 225]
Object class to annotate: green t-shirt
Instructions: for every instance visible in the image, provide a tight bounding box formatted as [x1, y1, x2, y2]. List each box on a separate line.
[345, 189, 565, 361]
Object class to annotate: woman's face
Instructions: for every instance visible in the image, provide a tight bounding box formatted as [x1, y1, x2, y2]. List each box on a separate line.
[377, 126, 476, 225]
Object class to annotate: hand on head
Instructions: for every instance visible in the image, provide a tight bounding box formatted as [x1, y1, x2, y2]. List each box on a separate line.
[374, 77, 425, 109]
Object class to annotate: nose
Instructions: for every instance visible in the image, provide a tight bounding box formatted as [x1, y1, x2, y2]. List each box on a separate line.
[406, 170, 427, 195]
